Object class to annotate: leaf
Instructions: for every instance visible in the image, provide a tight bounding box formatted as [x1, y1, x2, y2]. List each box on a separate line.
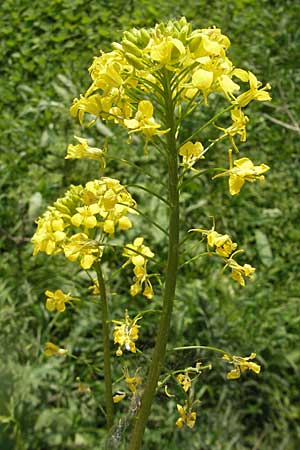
[57, 74, 76, 93]
[52, 83, 70, 101]
[255, 229, 273, 267]
[0, 416, 14, 424]
[28, 192, 43, 220]
[95, 119, 114, 137]
[40, 129, 49, 148]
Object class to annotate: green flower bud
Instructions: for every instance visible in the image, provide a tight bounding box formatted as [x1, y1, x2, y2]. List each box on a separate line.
[123, 30, 139, 44]
[124, 53, 146, 70]
[139, 28, 151, 47]
[122, 39, 143, 57]
[189, 35, 202, 53]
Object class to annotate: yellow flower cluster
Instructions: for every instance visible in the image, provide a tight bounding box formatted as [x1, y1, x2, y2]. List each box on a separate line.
[190, 226, 255, 286]
[191, 226, 237, 257]
[224, 256, 256, 287]
[123, 237, 155, 298]
[32, 178, 136, 269]
[176, 402, 197, 429]
[112, 310, 141, 356]
[70, 18, 271, 152]
[112, 368, 142, 403]
[223, 353, 261, 379]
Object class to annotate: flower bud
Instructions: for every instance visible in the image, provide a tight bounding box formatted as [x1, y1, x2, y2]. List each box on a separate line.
[124, 53, 146, 70]
[123, 30, 139, 44]
[121, 39, 143, 57]
[139, 28, 151, 46]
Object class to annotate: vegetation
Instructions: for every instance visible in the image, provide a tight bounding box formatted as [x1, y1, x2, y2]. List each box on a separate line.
[1, 1, 300, 449]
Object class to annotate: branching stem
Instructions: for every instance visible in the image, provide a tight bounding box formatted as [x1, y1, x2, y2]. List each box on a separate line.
[127, 70, 180, 450]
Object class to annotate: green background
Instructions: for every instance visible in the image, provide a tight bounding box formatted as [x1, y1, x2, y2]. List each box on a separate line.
[1, 1, 299, 449]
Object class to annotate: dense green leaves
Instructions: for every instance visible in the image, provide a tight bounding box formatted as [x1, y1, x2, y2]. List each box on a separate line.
[1, 1, 300, 449]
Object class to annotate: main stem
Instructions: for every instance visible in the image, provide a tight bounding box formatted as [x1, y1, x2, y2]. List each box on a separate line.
[95, 262, 114, 430]
[127, 72, 179, 450]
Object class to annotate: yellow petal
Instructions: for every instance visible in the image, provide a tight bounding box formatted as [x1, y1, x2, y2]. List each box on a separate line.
[227, 368, 241, 379]
[46, 298, 56, 311]
[118, 216, 132, 230]
[229, 174, 245, 195]
[192, 69, 213, 90]
[71, 214, 83, 228]
[138, 100, 153, 118]
[176, 417, 184, 428]
[219, 75, 240, 94]
[81, 254, 96, 270]
[113, 392, 126, 403]
[103, 220, 115, 234]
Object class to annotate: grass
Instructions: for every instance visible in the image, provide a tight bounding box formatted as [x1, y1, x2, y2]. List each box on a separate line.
[1, 1, 300, 448]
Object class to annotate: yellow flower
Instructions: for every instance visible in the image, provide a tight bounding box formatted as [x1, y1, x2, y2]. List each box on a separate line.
[45, 289, 73, 312]
[89, 279, 99, 295]
[113, 391, 126, 403]
[148, 36, 186, 67]
[190, 227, 237, 257]
[223, 353, 261, 379]
[176, 402, 197, 429]
[66, 136, 106, 166]
[218, 74, 240, 100]
[124, 100, 168, 152]
[112, 310, 141, 356]
[177, 372, 192, 392]
[123, 237, 155, 298]
[63, 233, 101, 269]
[192, 68, 214, 91]
[71, 204, 100, 229]
[207, 230, 237, 257]
[70, 94, 102, 125]
[213, 150, 270, 195]
[118, 216, 132, 231]
[234, 70, 271, 107]
[225, 256, 256, 287]
[123, 237, 154, 266]
[179, 141, 204, 167]
[44, 342, 68, 357]
[32, 212, 66, 256]
[216, 107, 249, 144]
[123, 368, 142, 393]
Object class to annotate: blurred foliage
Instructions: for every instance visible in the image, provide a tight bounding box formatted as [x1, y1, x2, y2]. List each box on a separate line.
[1, 0, 300, 449]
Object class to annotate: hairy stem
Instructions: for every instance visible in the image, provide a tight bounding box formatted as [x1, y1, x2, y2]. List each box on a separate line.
[127, 72, 180, 450]
[95, 262, 114, 430]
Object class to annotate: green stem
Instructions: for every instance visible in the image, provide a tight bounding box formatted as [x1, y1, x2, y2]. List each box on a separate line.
[125, 183, 171, 206]
[180, 104, 234, 147]
[173, 345, 228, 355]
[127, 71, 180, 450]
[95, 263, 114, 430]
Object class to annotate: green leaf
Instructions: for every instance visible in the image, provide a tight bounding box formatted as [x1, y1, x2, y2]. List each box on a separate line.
[28, 192, 43, 220]
[255, 229, 273, 267]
